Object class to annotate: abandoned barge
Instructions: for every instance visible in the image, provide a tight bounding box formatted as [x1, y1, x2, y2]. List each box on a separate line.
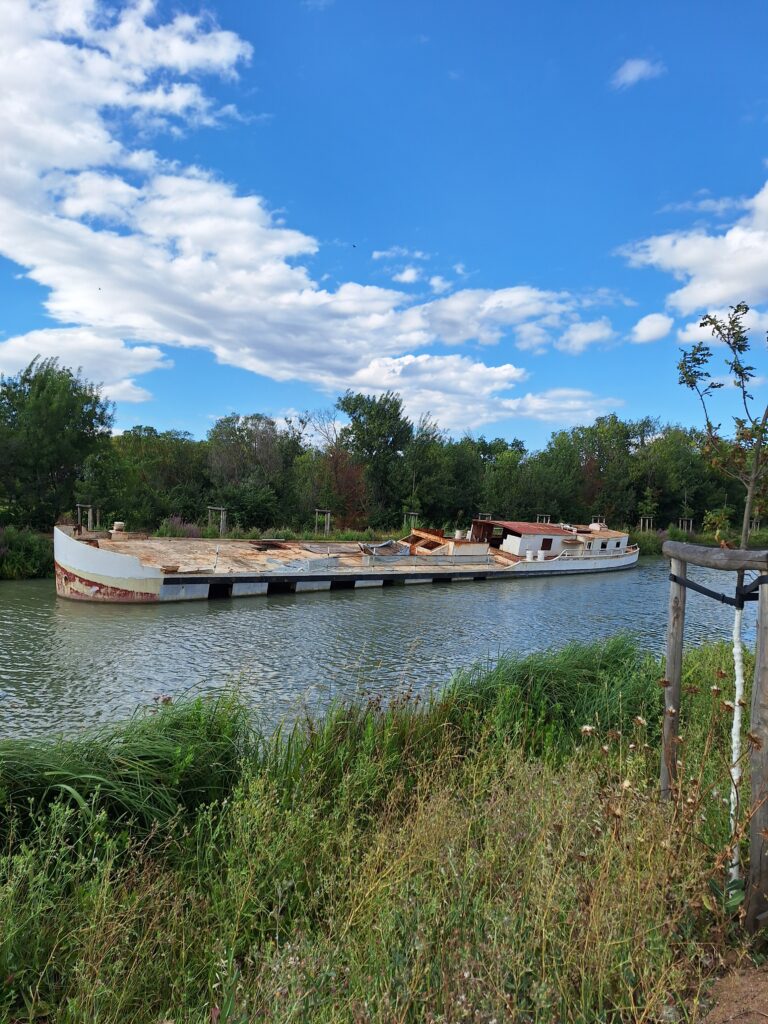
[54, 519, 640, 603]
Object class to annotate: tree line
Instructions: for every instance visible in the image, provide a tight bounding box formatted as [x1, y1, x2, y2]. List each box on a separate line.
[0, 357, 753, 534]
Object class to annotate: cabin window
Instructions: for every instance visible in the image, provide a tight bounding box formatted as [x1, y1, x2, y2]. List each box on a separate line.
[600, 541, 608, 550]
[586, 542, 592, 550]
[615, 541, 621, 548]
[541, 538, 553, 551]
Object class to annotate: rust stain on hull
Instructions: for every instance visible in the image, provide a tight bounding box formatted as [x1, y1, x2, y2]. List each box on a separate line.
[55, 562, 159, 603]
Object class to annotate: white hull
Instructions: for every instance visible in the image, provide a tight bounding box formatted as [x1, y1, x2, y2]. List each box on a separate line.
[509, 548, 640, 575]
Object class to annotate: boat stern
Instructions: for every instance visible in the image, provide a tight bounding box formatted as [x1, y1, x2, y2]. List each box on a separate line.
[54, 526, 163, 602]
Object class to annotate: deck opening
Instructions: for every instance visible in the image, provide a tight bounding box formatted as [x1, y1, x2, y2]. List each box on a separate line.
[330, 578, 355, 590]
[208, 582, 233, 600]
[267, 580, 296, 595]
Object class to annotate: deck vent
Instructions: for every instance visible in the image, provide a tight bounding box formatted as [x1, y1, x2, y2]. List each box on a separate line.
[208, 582, 233, 600]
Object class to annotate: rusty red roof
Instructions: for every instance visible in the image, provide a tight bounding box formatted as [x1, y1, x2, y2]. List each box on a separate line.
[474, 519, 575, 536]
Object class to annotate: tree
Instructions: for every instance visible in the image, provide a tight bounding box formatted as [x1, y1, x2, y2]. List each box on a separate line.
[0, 358, 113, 528]
[336, 390, 413, 526]
[677, 301, 768, 897]
[679, 302, 768, 547]
[207, 414, 282, 489]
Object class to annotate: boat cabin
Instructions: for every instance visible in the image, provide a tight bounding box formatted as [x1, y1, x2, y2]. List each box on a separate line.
[469, 519, 629, 561]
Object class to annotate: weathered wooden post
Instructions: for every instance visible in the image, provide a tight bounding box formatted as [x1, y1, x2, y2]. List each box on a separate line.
[747, 577, 768, 931]
[661, 557, 687, 798]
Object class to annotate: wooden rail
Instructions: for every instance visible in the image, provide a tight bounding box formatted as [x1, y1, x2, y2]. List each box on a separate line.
[660, 539, 768, 932]
[662, 539, 768, 572]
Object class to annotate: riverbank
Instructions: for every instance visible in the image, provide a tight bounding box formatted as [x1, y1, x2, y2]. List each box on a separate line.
[0, 638, 755, 1021]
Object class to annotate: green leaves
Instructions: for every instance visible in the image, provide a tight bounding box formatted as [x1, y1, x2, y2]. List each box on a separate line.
[0, 358, 113, 528]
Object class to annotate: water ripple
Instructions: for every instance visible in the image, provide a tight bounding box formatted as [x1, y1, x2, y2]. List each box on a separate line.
[0, 558, 757, 738]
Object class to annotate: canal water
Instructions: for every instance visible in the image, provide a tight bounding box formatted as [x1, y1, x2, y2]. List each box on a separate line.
[0, 558, 759, 738]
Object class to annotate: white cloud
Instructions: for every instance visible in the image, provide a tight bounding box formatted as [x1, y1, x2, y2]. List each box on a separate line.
[429, 275, 451, 294]
[610, 58, 666, 90]
[392, 266, 421, 284]
[372, 246, 429, 261]
[453, 262, 467, 276]
[422, 287, 573, 347]
[0, 0, 624, 431]
[624, 179, 768, 314]
[630, 313, 673, 344]
[346, 354, 618, 429]
[555, 318, 615, 354]
[514, 321, 551, 354]
[0, 328, 170, 402]
[660, 194, 749, 217]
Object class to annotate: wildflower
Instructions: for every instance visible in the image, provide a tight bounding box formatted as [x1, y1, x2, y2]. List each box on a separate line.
[666, 706, 677, 717]
[580, 724, 596, 735]
[607, 729, 622, 741]
[710, 685, 722, 695]
[600, 744, 610, 754]
[658, 678, 671, 688]
[721, 700, 735, 712]
[628, 742, 637, 751]
[748, 732, 764, 751]
[633, 715, 647, 727]
[716, 668, 728, 679]
[621, 779, 631, 790]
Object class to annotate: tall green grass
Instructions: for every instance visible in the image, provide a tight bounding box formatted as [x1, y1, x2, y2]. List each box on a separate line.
[0, 695, 252, 836]
[0, 527, 54, 579]
[0, 639, 754, 1022]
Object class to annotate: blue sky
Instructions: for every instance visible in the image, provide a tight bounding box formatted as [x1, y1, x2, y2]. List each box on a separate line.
[1, 0, 767, 447]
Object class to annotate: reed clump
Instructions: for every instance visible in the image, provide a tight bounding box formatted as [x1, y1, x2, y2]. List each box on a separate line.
[0, 639, 754, 1022]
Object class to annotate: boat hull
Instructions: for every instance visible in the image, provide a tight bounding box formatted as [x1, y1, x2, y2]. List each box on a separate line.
[53, 527, 640, 603]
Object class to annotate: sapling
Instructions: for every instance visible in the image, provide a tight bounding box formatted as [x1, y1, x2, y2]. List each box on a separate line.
[678, 302, 768, 881]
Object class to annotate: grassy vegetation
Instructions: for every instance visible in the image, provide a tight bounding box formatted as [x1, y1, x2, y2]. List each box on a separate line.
[155, 516, 394, 542]
[0, 637, 756, 1022]
[0, 526, 54, 580]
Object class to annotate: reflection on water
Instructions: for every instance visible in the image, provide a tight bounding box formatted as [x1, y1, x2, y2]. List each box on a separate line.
[0, 558, 758, 738]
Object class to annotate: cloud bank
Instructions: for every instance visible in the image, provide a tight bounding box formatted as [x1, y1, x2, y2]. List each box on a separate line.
[0, 0, 624, 430]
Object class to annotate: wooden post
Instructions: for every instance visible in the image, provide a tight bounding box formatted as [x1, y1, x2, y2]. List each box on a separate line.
[747, 580, 768, 931]
[661, 558, 687, 798]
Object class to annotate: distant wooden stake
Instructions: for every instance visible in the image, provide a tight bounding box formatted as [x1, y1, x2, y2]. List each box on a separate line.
[661, 558, 686, 799]
[747, 580, 768, 931]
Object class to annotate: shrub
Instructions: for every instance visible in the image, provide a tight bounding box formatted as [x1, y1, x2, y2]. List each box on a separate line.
[0, 526, 54, 579]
